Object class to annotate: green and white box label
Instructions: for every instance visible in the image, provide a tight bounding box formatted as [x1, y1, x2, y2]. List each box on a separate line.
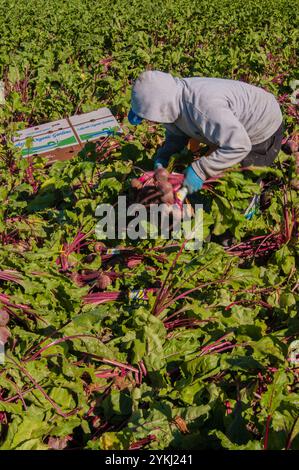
[69, 107, 121, 143]
[14, 119, 77, 157]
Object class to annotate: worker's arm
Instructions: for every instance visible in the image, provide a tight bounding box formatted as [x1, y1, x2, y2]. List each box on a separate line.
[190, 106, 252, 181]
[154, 128, 189, 169]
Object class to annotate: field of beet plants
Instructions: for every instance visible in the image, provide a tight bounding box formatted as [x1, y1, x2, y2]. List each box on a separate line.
[0, 0, 298, 451]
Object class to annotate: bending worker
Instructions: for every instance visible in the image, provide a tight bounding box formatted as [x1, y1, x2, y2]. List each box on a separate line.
[128, 71, 283, 194]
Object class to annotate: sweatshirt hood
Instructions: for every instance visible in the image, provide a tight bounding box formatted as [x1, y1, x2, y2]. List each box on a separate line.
[130, 71, 183, 123]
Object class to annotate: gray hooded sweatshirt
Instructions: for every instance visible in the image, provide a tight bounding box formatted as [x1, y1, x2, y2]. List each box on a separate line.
[131, 71, 283, 180]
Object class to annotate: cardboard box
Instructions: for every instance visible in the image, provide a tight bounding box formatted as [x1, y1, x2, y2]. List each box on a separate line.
[69, 108, 120, 143]
[13, 107, 121, 163]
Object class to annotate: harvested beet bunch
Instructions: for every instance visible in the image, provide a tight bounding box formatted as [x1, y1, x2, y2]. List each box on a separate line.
[130, 168, 221, 211]
[130, 168, 184, 207]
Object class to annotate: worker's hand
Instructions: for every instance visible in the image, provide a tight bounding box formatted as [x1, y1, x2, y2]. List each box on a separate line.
[153, 154, 170, 169]
[183, 166, 204, 194]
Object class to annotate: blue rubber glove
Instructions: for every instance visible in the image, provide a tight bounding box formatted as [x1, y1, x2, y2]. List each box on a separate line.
[153, 154, 170, 169]
[128, 108, 143, 126]
[183, 166, 204, 194]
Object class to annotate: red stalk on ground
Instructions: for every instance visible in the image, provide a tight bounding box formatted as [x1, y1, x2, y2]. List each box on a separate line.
[6, 354, 80, 418]
[83, 288, 158, 305]
[129, 435, 157, 450]
[84, 353, 139, 374]
[0, 292, 45, 323]
[22, 334, 107, 362]
[264, 415, 272, 450]
[0, 270, 23, 285]
[56, 231, 93, 271]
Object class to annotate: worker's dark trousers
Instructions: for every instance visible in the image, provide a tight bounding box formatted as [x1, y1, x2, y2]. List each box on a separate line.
[190, 122, 284, 225]
[241, 122, 284, 167]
